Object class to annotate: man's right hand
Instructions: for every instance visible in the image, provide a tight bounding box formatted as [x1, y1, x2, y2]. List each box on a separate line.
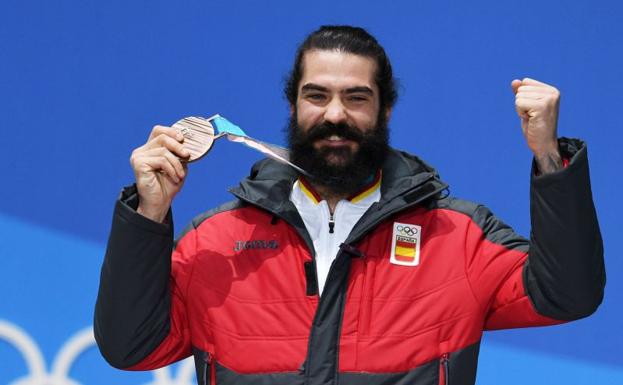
[130, 125, 190, 223]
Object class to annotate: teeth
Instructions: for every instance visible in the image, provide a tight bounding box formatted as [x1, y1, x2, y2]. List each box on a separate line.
[327, 135, 343, 141]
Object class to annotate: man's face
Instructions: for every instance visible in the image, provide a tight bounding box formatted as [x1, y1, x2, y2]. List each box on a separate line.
[288, 50, 390, 194]
[295, 50, 381, 163]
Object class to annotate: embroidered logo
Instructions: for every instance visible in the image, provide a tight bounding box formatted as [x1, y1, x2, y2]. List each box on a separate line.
[390, 222, 421, 266]
[234, 240, 279, 252]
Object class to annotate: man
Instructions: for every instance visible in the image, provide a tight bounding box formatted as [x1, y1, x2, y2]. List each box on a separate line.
[95, 26, 604, 385]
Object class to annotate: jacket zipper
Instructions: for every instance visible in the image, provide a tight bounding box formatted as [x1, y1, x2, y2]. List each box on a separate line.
[328, 212, 335, 234]
[230, 178, 447, 382]
[439, 353, 449, 385]
[201, 352, 212, 385]
[229, 179, 445, 300]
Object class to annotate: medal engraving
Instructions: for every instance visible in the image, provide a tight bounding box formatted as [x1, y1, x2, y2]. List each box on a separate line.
[172, 116, 217, 162]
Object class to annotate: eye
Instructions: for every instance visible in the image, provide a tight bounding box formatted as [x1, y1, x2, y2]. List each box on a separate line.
[306, 93, 326, 101]
[347, 95, 369, 102]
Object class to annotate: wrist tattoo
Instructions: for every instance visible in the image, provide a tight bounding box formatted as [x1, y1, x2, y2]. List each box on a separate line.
[535, 151, 563, 175]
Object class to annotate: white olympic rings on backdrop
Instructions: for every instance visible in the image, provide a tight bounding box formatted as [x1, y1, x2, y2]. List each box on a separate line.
[0, 319, 195, 385]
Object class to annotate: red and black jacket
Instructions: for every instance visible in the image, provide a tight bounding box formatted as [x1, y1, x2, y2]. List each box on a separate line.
[95, 138, 604, 385]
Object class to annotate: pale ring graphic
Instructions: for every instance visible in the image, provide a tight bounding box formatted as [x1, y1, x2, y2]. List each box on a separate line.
[396, 225, 417, 236]
[0, 319, 195, 385]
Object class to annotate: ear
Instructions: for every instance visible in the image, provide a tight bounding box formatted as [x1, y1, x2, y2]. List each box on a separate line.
[384, 107, 392, 122]
[290, 104, 295, 117]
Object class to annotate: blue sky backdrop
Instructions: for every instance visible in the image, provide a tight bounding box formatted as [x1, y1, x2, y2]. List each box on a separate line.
[1, 1, 622, 383]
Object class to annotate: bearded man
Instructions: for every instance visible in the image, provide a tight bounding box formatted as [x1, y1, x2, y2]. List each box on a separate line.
[95, 26, 604, 385]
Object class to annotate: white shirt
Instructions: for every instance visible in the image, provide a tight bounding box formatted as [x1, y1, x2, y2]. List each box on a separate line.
[289, 174, 382, 295]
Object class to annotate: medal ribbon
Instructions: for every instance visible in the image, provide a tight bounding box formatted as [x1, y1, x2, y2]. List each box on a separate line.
[209, 114, 309, 176]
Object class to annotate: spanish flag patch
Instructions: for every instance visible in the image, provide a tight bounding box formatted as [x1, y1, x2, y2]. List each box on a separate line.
[390, 222, 421, 266]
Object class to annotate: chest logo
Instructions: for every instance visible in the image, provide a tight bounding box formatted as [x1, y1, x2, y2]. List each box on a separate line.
[234, 240, 279, 252]
[390, 222, 421, 266]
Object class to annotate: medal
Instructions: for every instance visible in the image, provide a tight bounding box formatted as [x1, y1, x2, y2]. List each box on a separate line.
[173, 114, 309, 175]
[172, 116, 223, 162]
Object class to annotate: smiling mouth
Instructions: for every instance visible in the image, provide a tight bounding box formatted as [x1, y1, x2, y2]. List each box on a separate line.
[327, 135, 346, 141]
[316, 136, 357, 147]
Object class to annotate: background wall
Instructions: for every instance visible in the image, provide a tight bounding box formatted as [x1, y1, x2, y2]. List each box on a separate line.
[1, 1, 621, 384]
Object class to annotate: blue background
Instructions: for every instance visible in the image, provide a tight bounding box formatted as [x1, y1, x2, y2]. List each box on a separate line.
[1, 0, 621, 383]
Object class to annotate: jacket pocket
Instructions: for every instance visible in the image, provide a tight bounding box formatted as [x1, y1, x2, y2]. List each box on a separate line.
[358, 256, 375, 337]
[439, 353, 449, 385]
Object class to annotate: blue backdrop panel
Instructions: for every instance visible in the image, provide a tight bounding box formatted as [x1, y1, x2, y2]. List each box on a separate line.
[1, 0, 621, 383]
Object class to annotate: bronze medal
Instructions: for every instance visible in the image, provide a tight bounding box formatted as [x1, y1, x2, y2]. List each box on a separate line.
[172, 116, 218, 162]
[170, 114, 309, 176]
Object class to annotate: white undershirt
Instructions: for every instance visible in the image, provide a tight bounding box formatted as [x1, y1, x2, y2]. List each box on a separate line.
[289, 178, 381, 295]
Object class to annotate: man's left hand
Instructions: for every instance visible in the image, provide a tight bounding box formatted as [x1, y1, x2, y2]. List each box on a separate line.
[512, 78, 563, 174]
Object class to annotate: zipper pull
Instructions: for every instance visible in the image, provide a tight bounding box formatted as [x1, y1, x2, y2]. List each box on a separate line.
[328, 213, 335, 234]
[440, 353, 449, 385]
[201, 352, 212, 385]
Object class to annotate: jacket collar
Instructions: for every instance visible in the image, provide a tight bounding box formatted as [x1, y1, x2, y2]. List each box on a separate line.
[229, 148, 448, 252]
[229, 147, 448, 219]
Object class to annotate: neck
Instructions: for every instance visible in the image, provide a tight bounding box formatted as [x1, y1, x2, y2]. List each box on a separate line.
[309, 182, 348, 213]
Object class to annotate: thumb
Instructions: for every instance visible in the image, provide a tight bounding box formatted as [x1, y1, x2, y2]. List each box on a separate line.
[511, 79, 522, 94]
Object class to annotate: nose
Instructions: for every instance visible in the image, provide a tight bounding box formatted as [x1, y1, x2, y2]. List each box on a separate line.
[323, 97, 347, 124]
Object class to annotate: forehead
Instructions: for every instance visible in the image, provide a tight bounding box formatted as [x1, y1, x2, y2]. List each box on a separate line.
[299, 50, 378, 92]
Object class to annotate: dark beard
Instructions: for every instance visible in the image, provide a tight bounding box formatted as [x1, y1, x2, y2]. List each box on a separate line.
[287, 114, 389, 196]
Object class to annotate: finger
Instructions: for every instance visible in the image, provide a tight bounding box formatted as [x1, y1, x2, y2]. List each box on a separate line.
[521, 77, 558, 90]
[521, 77, 548, 86]
[158, 169, 183, 187]
[515, 92, 548, 100]
[511, 79, 522, 94]
[141, 155, 182, 183]
[140, 147, 186, 180]
[516, 111, 530, 121]
[515, 98, 542, 111]
[514, 100, 530, 116]
[516, 85, 556, 94]
[516, 96, 543, 105]
[145, 134, 190, 159]
[148, 125, 184, 142]
[162, 149, 186, 180]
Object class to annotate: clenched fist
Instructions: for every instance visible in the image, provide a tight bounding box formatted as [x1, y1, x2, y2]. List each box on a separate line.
[512, 78, 563, 174]
[130, 125, 190, 223]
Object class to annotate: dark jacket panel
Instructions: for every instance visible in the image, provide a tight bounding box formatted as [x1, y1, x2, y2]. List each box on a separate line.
[94, 185, 174, 368]
[524, 138, 605, 319]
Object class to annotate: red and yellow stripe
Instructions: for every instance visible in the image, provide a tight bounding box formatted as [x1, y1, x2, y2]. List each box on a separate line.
[394, 239, 417, 261]
[298, 177, 322, 204]
[349, 170, 382, 203]
[298, 170, 382, 205]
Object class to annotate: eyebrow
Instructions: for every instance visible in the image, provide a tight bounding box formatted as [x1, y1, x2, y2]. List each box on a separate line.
[344, 86, 374, 95]
[301, 83, 329, 93]
[301, 83, 374, 95]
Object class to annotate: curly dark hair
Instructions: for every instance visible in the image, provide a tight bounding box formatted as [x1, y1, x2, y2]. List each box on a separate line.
[284, 25, 398, 112]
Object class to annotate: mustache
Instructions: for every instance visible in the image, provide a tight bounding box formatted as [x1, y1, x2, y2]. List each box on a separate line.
[304, 122, 364, 143]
